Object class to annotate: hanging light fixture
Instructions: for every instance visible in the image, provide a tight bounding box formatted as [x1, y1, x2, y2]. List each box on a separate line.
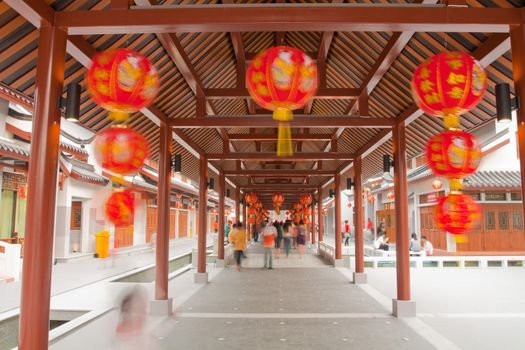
[329, 189, 335, 198]
[64, 83, 81, 122]
[495, 83, 519, 124]
[346, 178, 354, 190]
[383, 155, 393, 174]
[207, 177, 215, 190]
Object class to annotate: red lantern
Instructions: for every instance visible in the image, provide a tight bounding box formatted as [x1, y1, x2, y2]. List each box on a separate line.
[322, 208, 328, 216]
[387, 192, 395, 200]
[18, 185, 28, 199]
[300, 194, 312, 207]
[94, 126, 149, 176]
[175, 202, 183, 209]
[272, 192, 284, 214]
[87, 48, 159, 122]
[293, 202, 303, 211]
[435, 193, 480, 235]
[411, 51, 487, 128]
[245, 192, 258, 206]
[247, 46, 317, 156]
[248, 207, 257, 224]
[347, 202, 352, 208]
[105, 190, 134, 227]
[368, 196, 375, 205]
[187, 205, 194, 211]
[432, 179, 443, 191]
[426, 130, 481, 179]
[255, 201, 263, 210]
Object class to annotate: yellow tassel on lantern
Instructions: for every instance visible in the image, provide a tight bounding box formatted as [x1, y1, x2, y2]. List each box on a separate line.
[273, 107, 294, 157]
[449, 178, 463, 192]
[443, 114, 460, 130]
[454, 234, 468, 244]
[109, 111, 129, 122]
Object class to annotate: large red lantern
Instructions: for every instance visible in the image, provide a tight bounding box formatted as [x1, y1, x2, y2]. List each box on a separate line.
[248, 207, 257, 224]
[426, 130, 481, 180]
[435, 193, 480, 235]
[94, 126, 149, 176]
[247, 46, 317, 156]
[105, 190, 134, 227]
[412, 51, 487, 129]
[300, 194, 312, 207]
[87, 48, 159, 122]
[272, 192, 285, 214]
[245, 192, 258, 207]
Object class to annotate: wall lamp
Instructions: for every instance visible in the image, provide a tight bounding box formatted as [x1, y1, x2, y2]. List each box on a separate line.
[226, 189, 231, 198]
[207, 177, 215, 190]
[346, 178, 354, 190]
[383, 154, 394, 173]
[495, 83, 520, 123]
[63, 83, 81, 122]
[329, 189, 335, 198]
[172, 154, 182, 173]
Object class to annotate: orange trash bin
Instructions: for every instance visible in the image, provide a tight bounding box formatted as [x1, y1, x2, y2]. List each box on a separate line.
[95, 230, 110, 258]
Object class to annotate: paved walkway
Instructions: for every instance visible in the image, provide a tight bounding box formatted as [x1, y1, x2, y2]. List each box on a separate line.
[149, 243, 433, 350]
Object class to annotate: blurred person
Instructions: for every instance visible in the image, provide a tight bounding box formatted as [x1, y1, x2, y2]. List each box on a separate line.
[366, 218, 374, 240]
[224, 220, 232, 243]
[291, 222, 298, 249]
[262, 221, 277, 269]
[112, 286, 150, 350]
[343, 220, 351, 246]
[377, 221, 386, 238]
[283, 220, 293, 258]
[410, 233, 421, 253]
[421, 235, 434, 256]
[297, 220, 307, 259]
[374, 232, 389, 251]
[229, 222, 247, 272]
[274, 220, 283, 258]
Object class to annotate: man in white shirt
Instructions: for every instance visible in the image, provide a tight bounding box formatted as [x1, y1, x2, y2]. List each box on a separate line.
[421, 235, 434, 256]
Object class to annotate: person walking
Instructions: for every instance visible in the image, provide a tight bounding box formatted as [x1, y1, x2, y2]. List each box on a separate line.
[262, 221, 277, 269]
[274, 220, 283, 258]
[283, 220, 293, 258]
[366, 218, 374, 241]
[297, 220, 307, 259]
[229, 222, 247, 272]
[343, 220, 351, 246]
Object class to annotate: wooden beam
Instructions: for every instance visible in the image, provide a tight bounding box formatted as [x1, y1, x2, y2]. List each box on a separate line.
[169, 116, 395, 129]
[207, 152, 353, 161]
[229, 133, 333, 141]
[224, 170, 333, 176]
[204, 87, 360, 99]
[55, 6, 519, 35]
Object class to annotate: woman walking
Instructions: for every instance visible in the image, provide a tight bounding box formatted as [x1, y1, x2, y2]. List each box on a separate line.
[297, 220, 307, 259]
[282, 221, 293, 258]
[229, 222, 247, 272]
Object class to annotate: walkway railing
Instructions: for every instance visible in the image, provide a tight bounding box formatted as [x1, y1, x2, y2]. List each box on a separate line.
[317, 241, 525, 269]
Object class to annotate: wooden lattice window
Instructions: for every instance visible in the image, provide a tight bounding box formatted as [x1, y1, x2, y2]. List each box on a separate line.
[499, 211, 509, 231]
[485, 212, 496, 230]
[513, 211, 523, 230]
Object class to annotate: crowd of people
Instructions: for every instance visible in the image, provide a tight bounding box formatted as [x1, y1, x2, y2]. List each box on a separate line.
[226, 219, 309, 271]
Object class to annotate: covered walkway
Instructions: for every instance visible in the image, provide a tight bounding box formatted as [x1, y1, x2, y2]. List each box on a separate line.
[152, 245, 432, 350]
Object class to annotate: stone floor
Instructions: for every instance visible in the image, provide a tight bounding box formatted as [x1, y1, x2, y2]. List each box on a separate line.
[149, 244, 433, 350]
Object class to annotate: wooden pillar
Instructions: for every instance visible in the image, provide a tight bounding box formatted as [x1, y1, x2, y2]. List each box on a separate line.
[235, 187, 240, 223]
[354, 157, 365, 274]
[311, 193, 316, 244]
[197, 156, 208, 279]
[19, 24, 67, 350]
[218, 173, 225, 260]
[334, 173, 342, 261]
[510, 17, 525, 229]
[393, 123, 411, 301]
[155, 123, 171, 300]
[318, 188, 323, 242]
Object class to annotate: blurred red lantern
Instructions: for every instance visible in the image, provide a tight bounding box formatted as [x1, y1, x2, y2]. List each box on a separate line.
[87, 48, 159, 122]
[432, 179, 443, 191]
[175, 202, 183, 209]
[247, 46, 317, 156]
[300, 194, 312, 207]
[272, 192, 284, 214]
[187, 205, 194, 211]
[426, 130, 481, 180]
[94, 126, 149, 176]
[105, 190, 134, 227]
[18, 185, 28, 199]
[435, 193, 480, 235]
[255, 201, 263, 210]
[368, 196, 375, 205]
[322, 208, 328, 216]
[412, 51, 486, 129]
[293, 202, 303, 211]
[245, 192, 258, 206]
[347, 202, 352, 208]
[387, 192, 395, 200]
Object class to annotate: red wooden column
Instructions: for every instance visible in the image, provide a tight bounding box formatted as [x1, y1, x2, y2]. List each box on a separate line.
[318, 188, 323, 242]
[151, 123, 172, 315]
[311, 193, 316, 245]
[334, 173, 343, 265]
[18, 24, 67, 350]
[235, 187, 240, 223]
[195, 156, 208, 283]
[510, 16, 525, 226]
[392, 123, 415, 317]
[353, 156, 366, 283]
[218, 172, 225, 262]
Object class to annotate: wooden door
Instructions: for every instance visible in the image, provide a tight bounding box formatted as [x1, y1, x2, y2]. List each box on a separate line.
[114, 225, 133, 248]
[178, 210, 188, 238]
[146, 207, 157, 243]
[169, 209, 176, 240]
[419, 206, 447, 250]
[376, 209, 396, 243]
